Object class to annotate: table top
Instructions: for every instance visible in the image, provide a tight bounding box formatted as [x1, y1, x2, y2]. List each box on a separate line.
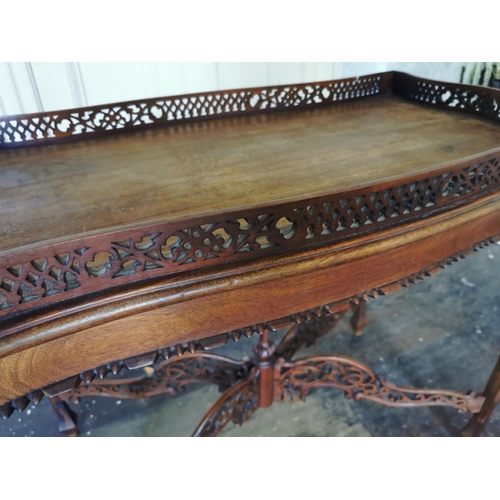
[2, 93, 500, 254]
[2, 72, 500, 321]
[1, 71, 500, 416]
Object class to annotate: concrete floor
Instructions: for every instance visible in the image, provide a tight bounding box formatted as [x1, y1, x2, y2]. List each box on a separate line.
[2, 241, 500, 437]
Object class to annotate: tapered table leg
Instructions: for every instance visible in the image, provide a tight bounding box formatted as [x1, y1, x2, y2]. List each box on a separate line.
[49, 397, 78, 437]
[462, 355, 500, 437]
[350, 301, 367, 338]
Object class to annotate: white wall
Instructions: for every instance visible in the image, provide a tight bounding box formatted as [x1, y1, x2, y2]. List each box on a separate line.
[0, 62, 486, 116]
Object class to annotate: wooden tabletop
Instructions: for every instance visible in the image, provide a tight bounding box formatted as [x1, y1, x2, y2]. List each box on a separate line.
[2, 93, 500, 254]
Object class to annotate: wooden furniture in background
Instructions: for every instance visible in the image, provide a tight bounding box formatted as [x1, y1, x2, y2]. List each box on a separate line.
[1, 71, 499, 436]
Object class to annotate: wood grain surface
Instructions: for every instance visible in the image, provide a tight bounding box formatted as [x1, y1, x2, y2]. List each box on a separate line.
[2, 95, 500, 252]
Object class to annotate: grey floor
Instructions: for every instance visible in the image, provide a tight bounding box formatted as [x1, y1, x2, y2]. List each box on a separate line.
[2, 241, 500, 437]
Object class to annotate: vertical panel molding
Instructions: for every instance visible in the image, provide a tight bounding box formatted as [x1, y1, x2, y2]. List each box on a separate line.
[7, 62, 25, 114]
[65, 63, 88, 108]
[25, 63, 44, 112]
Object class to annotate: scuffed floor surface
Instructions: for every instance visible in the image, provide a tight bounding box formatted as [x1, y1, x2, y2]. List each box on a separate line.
[2, 242, 499, 437]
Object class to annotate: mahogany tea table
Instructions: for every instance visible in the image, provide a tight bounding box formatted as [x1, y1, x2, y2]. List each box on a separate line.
[1, 71, 499, 437]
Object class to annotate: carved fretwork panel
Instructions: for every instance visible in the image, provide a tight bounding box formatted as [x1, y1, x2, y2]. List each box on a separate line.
[394, 72, 500, 123]
[0, 74, 389, 148]
[274, 356, 484, 413]
[1, 155, 499, 317]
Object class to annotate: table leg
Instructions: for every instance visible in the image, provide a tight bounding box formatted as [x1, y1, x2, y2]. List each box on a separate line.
[461, 355, 500, 437]
[350, 301, 367, 338]
[49, 397, 78, 437]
